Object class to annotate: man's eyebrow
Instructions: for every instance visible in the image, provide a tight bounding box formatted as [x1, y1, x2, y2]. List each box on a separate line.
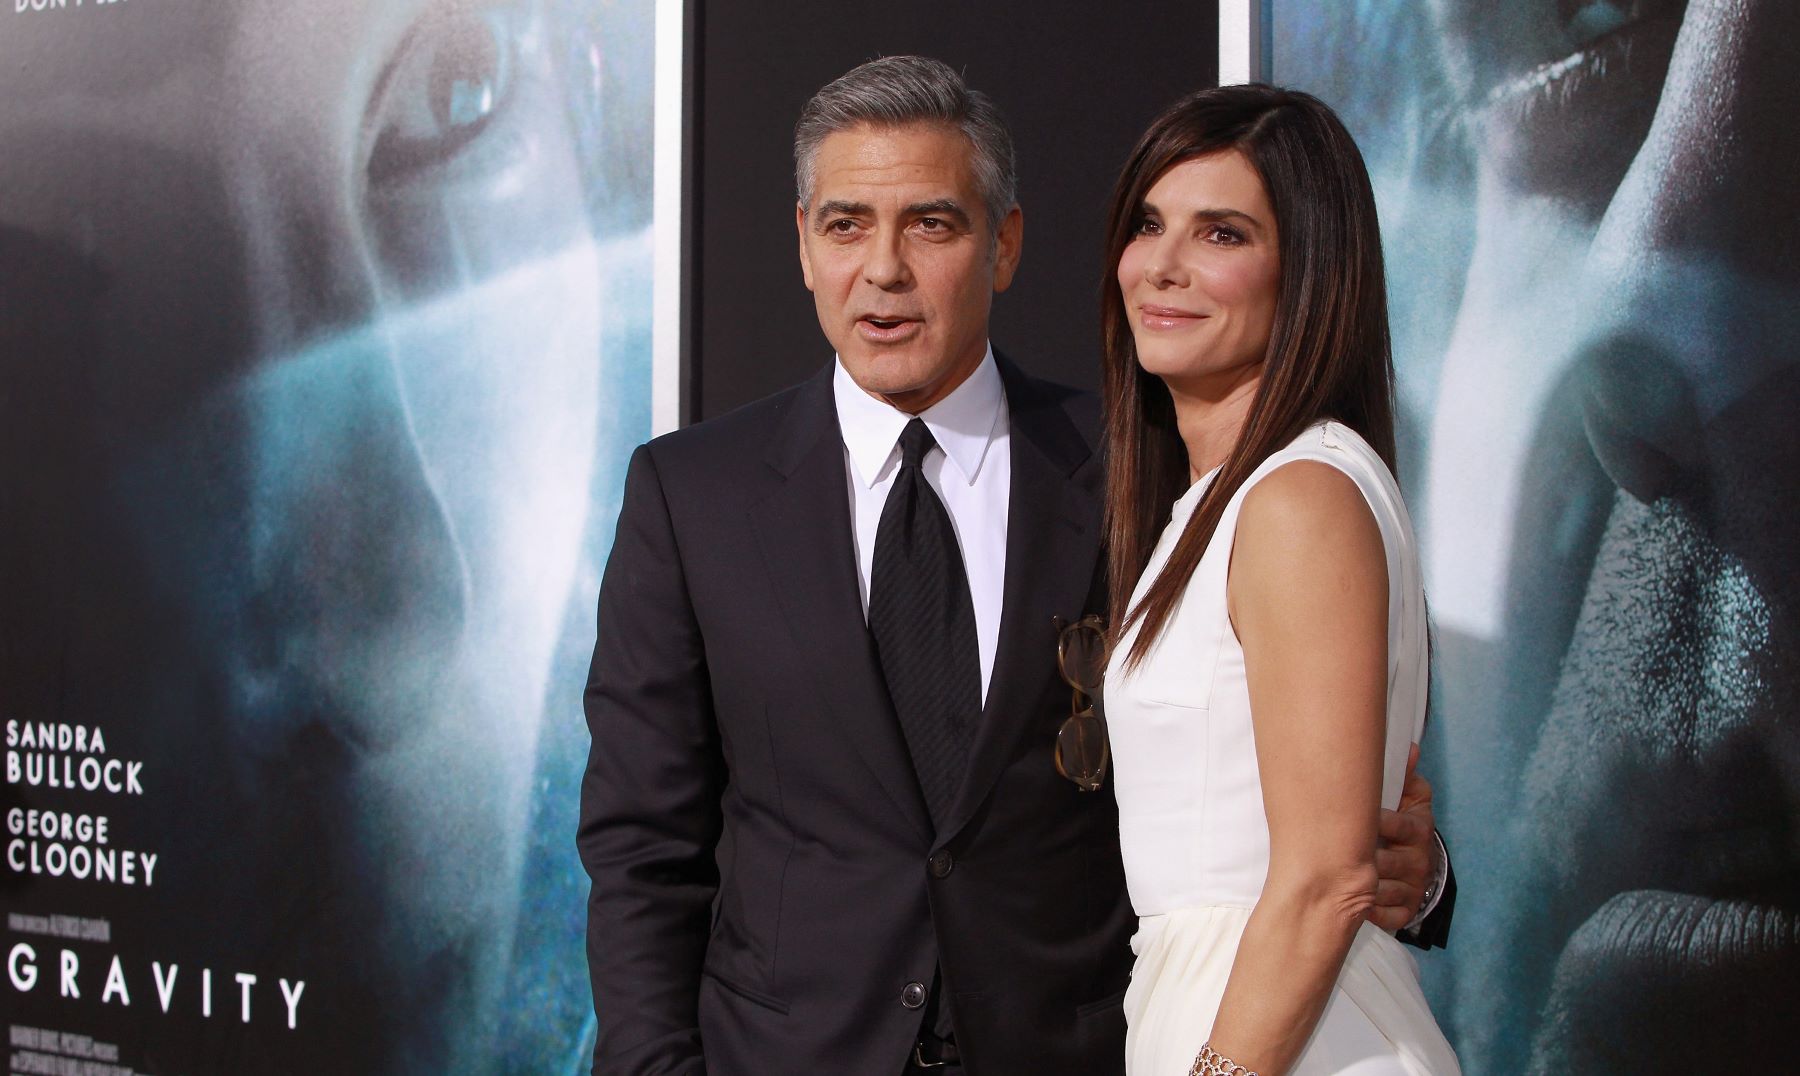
[814, 199, 872, 218]
[904, 199, 972, 223]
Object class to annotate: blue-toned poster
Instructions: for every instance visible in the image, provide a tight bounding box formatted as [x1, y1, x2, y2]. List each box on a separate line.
[1, 1, 659, 1072]
[1273, 2, 1798, 1071]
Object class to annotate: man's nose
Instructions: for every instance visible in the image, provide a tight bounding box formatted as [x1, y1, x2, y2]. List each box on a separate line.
[1578, 0, 1800, 504]
[1594, 0, 1797, 286]
[862, 228, 913, 289]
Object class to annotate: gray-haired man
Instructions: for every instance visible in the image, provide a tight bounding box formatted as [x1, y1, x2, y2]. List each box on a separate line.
[578, 55, 1446, 1075]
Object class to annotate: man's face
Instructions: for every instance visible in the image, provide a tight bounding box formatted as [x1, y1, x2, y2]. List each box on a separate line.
[1424, 2, 1800, 1069]
[797, 122, 1022, 413]
[1279, 1, 1800, 1070]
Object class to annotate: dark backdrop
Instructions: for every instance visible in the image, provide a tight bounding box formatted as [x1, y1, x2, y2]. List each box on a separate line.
[690, 2, 1219, 419]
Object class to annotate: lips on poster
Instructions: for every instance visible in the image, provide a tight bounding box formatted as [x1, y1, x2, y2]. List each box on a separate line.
[1, 1, 656, 1072]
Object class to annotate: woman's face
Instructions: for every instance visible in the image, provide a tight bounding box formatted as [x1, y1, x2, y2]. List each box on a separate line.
[0, 0, 643, 1068]
[1115, 150, 1281, 397]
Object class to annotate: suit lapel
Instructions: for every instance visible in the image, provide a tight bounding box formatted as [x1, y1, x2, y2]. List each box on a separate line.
[748, 366, 934, 843]
[940, 356, 1102, 843]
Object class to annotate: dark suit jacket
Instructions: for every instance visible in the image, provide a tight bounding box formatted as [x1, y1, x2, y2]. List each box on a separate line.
[578, 355, 1136, 1075]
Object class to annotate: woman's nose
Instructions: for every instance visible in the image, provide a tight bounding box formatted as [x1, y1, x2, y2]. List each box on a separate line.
[1141, 236, 1184, 288]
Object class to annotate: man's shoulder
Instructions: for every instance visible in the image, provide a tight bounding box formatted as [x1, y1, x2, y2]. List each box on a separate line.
[1016, 374, 1099, 431]
[649, 376, 819, 455]
[997, 355, 1101, 447]
[639, 372, 825, 477]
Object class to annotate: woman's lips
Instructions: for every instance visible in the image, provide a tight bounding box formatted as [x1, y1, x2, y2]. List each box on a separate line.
[856, 316, 922, 343]
[1137, 304, 1209, 330]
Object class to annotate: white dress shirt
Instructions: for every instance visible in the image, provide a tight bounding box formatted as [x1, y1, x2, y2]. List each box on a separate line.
[833, 348, 1009, 704]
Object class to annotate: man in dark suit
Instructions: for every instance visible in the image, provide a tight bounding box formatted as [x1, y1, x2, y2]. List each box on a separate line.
[578, 56, 1450, 1075]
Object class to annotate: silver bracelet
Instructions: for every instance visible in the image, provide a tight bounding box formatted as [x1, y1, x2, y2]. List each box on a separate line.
[1189, 1042, 1259, 1076]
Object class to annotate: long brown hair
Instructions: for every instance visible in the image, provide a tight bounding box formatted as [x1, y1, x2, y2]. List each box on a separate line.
[1103, 85, 1396, 668]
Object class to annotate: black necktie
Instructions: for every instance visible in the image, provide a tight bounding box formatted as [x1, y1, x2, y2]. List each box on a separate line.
[869, 418, 982, 832]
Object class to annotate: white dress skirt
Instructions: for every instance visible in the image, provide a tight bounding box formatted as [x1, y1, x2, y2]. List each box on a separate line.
[1104, 422, 1459, 1075]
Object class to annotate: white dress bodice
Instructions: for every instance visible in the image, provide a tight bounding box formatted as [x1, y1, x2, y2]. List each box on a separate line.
[1104, 420, 1429, 916]
[1104, 421, 1456, 1075]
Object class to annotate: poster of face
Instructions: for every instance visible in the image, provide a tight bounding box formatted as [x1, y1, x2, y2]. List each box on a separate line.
[1272, 1, 1798, 1070]
[1, 1, 658, 1072]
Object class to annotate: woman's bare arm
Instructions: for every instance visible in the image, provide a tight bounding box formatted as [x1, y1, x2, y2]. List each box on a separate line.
[1205, 460, 1390, 1075]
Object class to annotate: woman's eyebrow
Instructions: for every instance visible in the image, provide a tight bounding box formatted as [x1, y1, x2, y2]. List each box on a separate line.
[1142, 200, 1266, 233]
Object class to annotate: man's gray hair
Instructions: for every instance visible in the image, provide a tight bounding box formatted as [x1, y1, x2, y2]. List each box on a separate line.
[794, 55, 1018, 232]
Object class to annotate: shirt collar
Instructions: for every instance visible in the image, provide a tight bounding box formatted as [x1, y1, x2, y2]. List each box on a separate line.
[833, 345, 1006, 489]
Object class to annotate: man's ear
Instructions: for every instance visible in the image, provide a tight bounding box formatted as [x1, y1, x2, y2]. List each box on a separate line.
[796, 203, 816, 291]
[992, 204, 1023, 293]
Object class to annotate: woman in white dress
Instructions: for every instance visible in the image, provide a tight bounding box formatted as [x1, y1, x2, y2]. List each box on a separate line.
[1097, 86, 1459, 1075]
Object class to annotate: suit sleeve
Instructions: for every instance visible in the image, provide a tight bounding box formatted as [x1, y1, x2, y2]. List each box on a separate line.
[578, 444, 723, 1075]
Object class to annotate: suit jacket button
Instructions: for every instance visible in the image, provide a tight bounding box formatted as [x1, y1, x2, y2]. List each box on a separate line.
[901, 981, 929, 1009]
[928, 849, 954, 878]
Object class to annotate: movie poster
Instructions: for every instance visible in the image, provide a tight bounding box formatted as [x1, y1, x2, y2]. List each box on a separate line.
[1, 1, 659, 1072]
[1272, 2, 1798, 1071]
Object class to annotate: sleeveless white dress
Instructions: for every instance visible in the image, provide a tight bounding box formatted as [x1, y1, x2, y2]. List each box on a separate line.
[1105, 421, 1458, 1075]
